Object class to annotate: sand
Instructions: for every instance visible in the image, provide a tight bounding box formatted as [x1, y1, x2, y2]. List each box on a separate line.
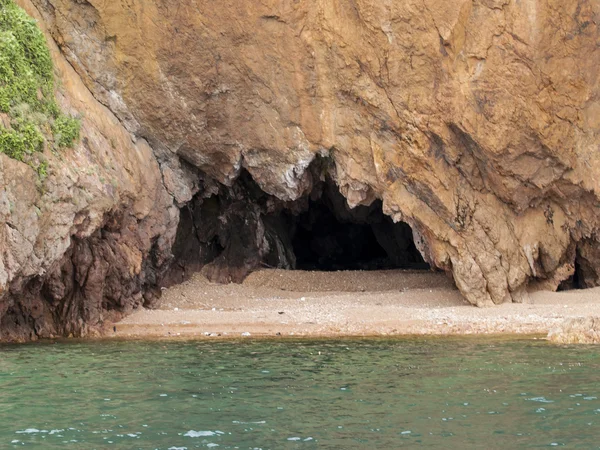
[112, 269, 600, 339]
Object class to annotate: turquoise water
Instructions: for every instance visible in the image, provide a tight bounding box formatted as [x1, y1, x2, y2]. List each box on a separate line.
[1, 338, 599, 449]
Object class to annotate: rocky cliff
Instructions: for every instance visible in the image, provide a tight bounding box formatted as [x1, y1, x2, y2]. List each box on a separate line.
[0, 0, 599, 339]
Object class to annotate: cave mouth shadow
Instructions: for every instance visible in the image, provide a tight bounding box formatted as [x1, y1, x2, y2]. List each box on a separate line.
[165, 171, 430, 287]
[273, 183, 429, 272]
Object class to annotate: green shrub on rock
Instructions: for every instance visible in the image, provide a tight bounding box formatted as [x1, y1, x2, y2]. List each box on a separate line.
[0, 127, 27, 159]
[53, 113, 81, 148]
[0, 0, 80, 171]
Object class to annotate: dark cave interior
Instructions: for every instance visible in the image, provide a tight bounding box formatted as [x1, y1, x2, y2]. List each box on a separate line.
[558, 254, 591, 291]
[287, 184, 428, 271]
[165, 171, 429, 286]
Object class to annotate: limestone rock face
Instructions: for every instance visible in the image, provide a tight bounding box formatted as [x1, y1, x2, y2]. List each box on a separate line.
[1, 0, 599, 339]
[30, 0, 598, 307]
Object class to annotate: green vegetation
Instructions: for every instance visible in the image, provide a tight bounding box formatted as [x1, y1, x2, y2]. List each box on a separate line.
[0, 0, 81, 174]
[53, 114, 80, 148]
[36, 159, 47, 178]
[0, 122, 43, 159]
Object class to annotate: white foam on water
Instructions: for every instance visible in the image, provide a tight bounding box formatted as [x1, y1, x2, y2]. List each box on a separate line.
[401, 431, 411, 435]
[16, 429, 46, 434]
[287, 437, 301, 441]
[207, 444, 219, 448]
[232, 421, 266, 424]
[184, 430, 216, 437]
[168, 447, 187, 450]
[525, 397, 554, 403]
[160, 394, 168, 397]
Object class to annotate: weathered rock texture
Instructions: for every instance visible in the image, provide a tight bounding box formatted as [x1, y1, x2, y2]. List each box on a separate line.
[0, 1, 179, 340]
[1, 0, 599, 338]
[548, 317, 600, 344]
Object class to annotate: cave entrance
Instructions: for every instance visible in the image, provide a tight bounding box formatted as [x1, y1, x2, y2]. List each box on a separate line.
[165, 172, 429, 287]
[273, 183, 429, 272]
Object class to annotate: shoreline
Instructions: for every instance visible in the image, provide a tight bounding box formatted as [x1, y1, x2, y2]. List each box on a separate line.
[110, 269, 600, 341]
[96, 332, 550, 344]
[0, 332, 549, 346]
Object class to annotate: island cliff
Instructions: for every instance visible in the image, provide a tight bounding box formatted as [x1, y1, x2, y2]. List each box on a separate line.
[0, 0, 598, 340]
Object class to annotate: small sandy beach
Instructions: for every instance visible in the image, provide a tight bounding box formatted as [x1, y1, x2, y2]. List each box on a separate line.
[112, 269, 600, 339]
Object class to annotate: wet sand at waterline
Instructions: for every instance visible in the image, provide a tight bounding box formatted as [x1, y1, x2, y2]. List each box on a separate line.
[113, 269, 600, 338]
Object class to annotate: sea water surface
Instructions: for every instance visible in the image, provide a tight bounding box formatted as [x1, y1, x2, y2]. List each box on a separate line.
[1, 337, 599, 449]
